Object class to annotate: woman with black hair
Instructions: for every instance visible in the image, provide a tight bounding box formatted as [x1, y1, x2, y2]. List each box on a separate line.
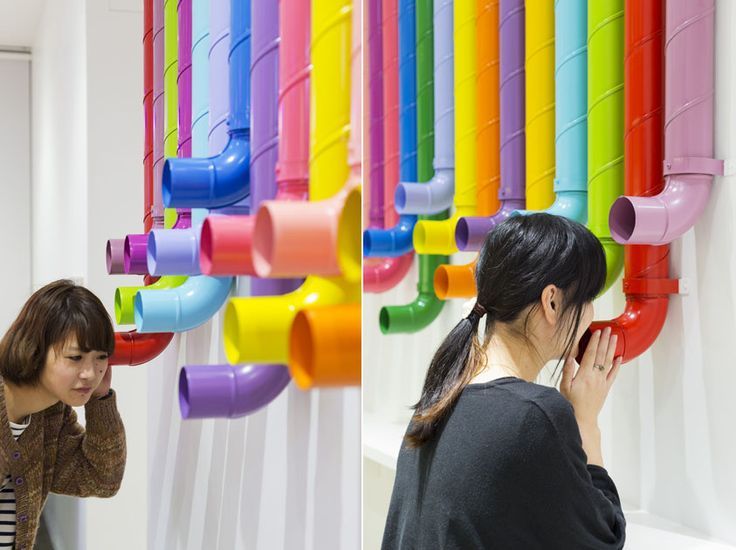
[382, 213, 626, 549]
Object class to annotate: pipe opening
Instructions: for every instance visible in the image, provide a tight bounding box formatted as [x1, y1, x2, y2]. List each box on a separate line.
[395, 184, 407, 210]
[147, 233, 159, 274]
[178, 368, 191, 419]
[379, 307, 391, 334]
[455, 218, 470, 250]
[338, 188, 362, 282]
[289, 311, 314, 389]
[252, 207, 277, 275]
[433, 265, 451, 300]
[199, 218, 215, 274]
[162, 160, 173, 207]
[609, 197, 636, 242]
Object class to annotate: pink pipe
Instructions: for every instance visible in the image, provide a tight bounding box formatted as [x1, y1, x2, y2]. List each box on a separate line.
[608, 0, 720, 245]
[364, 0, 413, 293]
[198, 0, 310, 276]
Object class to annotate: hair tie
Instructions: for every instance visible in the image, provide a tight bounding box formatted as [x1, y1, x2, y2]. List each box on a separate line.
[466, 301, 487, 322]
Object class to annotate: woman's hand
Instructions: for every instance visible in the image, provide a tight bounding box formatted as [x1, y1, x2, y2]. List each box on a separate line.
[92, 363, 112, 399]
[560, 327, 622, 430]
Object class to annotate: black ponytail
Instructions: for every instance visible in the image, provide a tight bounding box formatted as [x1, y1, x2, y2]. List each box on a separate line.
[405, 213, 607, 447]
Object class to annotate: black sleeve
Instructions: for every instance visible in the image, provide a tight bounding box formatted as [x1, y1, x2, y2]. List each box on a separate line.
[521, 397, 627, 550]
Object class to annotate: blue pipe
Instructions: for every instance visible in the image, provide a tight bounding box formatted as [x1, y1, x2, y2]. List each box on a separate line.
[512, 0, 587, 222]
[362, 0, 418, 257]
[135, 0, 235, 332]
[163, 0, 252, 209]
[392, 0, 454, 215]
[134, 275, 233, 332]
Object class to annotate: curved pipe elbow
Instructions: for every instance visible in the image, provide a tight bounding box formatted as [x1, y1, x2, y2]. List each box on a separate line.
[512, 192, 588, 225]
[379, 292, 445, 334]
[110, 330, 174, 366]
[199, 214, 256, 276]
[577, 296, 670, 365]
[107, 239, 125, 274]
[363, 253, 414, 294]
[114, 275, 188, 325]
[252, 195, 344, 279]
[609, 175, 713, 245]
[133, 275, 233, 333]
[146, 227, 201, 275]
[223, 276, 359, 365]
[178, 363, 290, 419]
[288, 303, 361, 389]
[455, 199, 524, 251]
[162, 131, 251, 209]
[394, 169, 455, 215]
[362, 214, 417, 257]
[433, 260, 477, 300]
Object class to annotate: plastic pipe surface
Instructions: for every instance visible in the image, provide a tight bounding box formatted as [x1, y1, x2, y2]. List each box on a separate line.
[362, 0, 419, 257]
[578, 0, 676, 364]
[110, 331, 174, 366]
[511, 0, 587, 222]
[380, 0, 447, 334]
[587, 0, 624, 293]
[454, 0, 525, 252]
[393, 0, 454, 217]
[433, 0, 502, 298]
[224, 0, 359, 363]
[163, 0, 252, 209]
[608, 0, 717, 245]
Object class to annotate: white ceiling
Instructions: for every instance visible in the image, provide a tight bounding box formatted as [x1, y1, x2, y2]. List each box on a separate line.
[0, 0, 46, 49]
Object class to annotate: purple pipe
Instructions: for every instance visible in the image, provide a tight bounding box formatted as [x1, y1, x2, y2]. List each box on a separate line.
[179, 0, 299, 420]
[368, 0, 385, 229]
[609, 0, 719, 244]
[455, 0, 525, 252]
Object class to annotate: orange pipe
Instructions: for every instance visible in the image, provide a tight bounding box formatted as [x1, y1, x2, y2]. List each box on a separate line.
[288, 303, 361, 388]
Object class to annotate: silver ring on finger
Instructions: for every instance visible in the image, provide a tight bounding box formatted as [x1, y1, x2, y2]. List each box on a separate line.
[593, 363, 606, 372]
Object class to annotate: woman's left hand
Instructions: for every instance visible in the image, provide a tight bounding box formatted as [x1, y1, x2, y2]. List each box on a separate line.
[92, 363, 112, 399]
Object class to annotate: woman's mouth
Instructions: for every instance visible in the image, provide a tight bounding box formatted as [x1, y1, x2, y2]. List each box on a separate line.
[73, 387, 93, 395]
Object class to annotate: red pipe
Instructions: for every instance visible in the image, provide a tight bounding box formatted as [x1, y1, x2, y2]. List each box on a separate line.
[110, 0, 173, 366]
[110, 331, 174, 366]
[578, 0, 678, 364]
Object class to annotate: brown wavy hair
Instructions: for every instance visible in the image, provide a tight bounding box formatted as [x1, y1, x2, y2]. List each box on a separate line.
[0, 280, 115, 386]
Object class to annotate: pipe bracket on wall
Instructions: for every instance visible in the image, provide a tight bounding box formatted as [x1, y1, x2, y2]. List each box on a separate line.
[662, 157, 724, 178]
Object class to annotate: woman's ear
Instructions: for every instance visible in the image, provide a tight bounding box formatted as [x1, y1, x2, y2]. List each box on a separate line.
[541, 284, 559, 326]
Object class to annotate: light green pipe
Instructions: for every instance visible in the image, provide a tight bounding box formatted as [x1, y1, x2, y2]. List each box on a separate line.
[163, 0, 179, 228]
[379, 0, 447, 334]
[587, 0, 624, 294]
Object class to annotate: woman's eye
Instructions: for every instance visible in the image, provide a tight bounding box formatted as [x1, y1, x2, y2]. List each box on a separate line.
[67, 356, 83, 362]
[97, 355, 109, 361]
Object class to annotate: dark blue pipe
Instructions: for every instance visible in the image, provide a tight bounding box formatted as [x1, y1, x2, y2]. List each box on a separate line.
[163, 0, 251, 209]
[363, 0, 418, 257]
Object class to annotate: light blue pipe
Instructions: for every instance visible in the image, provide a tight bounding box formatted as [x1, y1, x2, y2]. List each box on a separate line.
[363, 0, 418, 257]
[135, 0, 235, 333]
[147, 0, 210, 276]
[393, 0, 454, 216]
[512, 0, 587, 222]
[134, 275, 234, 332]
[162, 0, 251, 209]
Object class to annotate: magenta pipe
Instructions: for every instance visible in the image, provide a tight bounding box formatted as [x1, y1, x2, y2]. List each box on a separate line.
[608, 0, 719, 245]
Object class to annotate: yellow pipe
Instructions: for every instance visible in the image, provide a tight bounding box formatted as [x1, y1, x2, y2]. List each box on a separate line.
[224, 0, 357, 365]
[525, 0, 556, 210]
[412, 0, 477, 255]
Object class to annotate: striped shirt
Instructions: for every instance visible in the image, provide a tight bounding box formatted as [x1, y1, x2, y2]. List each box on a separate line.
[0, 416, 31, 548]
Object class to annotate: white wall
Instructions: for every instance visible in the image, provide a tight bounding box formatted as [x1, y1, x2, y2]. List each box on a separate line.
[0, 57, 32, 333]
[363, 2, 736, 547]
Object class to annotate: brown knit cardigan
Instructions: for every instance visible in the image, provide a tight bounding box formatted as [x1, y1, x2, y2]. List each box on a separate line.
[0, 375, 126, 550]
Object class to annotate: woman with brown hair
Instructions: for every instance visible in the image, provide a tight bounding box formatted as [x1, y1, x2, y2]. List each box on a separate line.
[382, 214, 626, 549]
[0, 280, 126, 550]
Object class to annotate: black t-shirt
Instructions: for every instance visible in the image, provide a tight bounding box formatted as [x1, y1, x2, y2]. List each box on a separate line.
[382, 377, 626, 550]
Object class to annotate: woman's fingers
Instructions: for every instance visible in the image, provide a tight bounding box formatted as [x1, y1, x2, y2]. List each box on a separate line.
[593, 327, 611, 371]
[607, 356, 622, 385]
[580, 330, 601, 373]
[604, 334, 618, 374]
[561, 356, 575, 395]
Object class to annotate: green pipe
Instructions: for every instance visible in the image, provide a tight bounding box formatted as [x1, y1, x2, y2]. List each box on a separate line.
[380, 0, 447, 334]
[587, 0, 624, 294]
[164, 0, 179, 228]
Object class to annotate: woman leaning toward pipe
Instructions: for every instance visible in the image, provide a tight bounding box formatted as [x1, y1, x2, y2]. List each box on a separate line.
[0, 280, 126, 550]
[382, 213, 626, 549]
